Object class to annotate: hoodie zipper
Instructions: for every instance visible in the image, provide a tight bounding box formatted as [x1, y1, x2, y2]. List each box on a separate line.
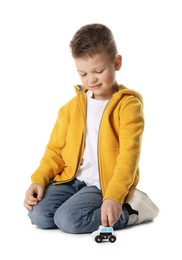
[97, 99, 111, 197]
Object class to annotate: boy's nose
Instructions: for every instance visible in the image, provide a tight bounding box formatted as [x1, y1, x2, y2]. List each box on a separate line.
[88, 75, 97, 84]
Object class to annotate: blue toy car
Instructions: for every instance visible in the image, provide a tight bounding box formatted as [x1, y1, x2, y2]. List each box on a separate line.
[92, 225, 117, 243]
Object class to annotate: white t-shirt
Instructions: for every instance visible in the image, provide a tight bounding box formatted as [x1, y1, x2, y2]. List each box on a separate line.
[76, 91, 109, 189]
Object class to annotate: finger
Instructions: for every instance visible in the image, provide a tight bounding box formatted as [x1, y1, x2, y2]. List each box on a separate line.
[101, 210, 109, 227]
[25, 194, 39, 207]
[26, 198, 38, 206]
[107, 212, 116, 227]
[24, 195, 39, 210]
[24, 201, 33, 211]
[37, 186, 44, 201]
[28, 194, 38, 203]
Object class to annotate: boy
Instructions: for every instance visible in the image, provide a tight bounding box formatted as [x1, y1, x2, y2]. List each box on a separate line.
[24, 23, 159, 233]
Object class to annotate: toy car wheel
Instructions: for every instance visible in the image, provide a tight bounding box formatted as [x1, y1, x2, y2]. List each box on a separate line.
[109, 235, 116, 243]
[95, 235, 102, 243]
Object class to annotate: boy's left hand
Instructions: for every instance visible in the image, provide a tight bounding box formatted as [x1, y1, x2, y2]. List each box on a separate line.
[101, 199, 122, 227]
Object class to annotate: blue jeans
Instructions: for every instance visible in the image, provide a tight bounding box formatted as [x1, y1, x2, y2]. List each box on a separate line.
[28, 178, 127, 233]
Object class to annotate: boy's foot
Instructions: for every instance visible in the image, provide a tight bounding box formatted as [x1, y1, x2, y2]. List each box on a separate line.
[125, 188, 159, 225]
[122, 202, 139, 225]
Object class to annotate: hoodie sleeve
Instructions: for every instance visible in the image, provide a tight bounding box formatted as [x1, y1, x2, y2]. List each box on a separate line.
[103, 95, 144, 204]
[31, 107, 68, 188]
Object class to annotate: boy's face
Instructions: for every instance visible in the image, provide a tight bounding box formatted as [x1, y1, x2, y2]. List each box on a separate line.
[74, 52, 122, 100]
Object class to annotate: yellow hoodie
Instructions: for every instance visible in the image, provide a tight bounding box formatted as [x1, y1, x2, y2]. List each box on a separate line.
[31, 84, 144, 204]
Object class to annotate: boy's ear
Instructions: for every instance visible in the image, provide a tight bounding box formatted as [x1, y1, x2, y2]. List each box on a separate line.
[115, 55, 122, 71]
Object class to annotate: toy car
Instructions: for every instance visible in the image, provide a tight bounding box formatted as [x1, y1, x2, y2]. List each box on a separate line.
[92, 225, 117, 243]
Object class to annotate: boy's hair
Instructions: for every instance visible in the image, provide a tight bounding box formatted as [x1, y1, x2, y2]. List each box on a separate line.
[70, 23, 118, 61]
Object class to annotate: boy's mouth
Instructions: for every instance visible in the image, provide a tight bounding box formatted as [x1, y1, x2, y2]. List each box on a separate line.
[90, 84, 102, 89]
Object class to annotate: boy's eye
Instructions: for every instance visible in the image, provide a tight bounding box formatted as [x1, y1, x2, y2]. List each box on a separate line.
[80, 73, 87, 77]
[96, 70, 104, 74]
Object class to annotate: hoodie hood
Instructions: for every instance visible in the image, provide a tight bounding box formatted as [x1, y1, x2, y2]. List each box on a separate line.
[74, 84, 143, 105]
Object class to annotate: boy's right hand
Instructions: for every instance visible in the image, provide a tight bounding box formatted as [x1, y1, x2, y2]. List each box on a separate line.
[24, 184, 44, 211]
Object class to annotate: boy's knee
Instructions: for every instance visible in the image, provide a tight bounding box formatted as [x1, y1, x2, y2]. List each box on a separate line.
[54, 208, 81, 233]
[28, 205, 56, 229]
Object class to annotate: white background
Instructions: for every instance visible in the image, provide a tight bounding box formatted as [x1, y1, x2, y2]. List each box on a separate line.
[0, 0, 181, 259]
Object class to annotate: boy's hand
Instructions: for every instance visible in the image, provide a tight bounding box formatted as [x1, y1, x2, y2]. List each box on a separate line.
[101, 199, 122, 227]
[24, 184, 44, 211]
